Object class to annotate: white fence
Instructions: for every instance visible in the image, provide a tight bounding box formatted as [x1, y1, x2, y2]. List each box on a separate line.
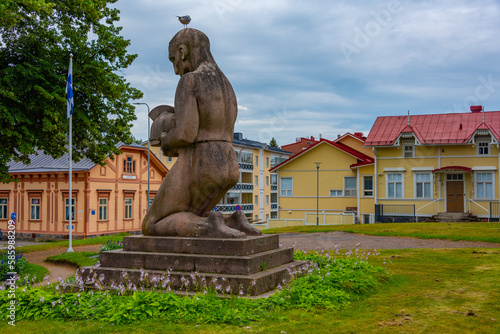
[265, 212, 357, 230]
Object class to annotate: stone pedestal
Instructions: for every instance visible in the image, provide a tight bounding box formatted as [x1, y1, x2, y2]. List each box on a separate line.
[82, 234, 307, 296]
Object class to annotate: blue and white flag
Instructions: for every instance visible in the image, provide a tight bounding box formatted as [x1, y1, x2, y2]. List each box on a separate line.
[66, 55, 74, 118]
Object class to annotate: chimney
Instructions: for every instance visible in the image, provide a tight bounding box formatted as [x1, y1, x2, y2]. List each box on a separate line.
[470, 105, 483, 113]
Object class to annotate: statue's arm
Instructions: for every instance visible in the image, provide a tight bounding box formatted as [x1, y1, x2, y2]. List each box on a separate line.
[161, 75, 199, 150]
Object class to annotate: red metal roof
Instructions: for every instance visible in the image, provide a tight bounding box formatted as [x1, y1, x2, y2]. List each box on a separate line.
[270, 138, 374, 171]
[365, 111, 500, 146]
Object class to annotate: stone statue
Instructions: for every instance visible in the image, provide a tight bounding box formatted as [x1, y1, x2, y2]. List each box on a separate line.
[142, 28, 262, 238]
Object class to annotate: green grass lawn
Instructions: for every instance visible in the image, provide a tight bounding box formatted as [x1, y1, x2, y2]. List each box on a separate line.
[4, 247, 499, 334]
[17, 234, 128, 253]
[44, 252, 99, 268]
[264, 221, 500, 243]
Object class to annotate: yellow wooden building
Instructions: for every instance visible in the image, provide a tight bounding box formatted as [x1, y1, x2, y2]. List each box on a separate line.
[364, 107, 500, 221]
[270, 136, 375, 226]
[0, 143, 167, 240]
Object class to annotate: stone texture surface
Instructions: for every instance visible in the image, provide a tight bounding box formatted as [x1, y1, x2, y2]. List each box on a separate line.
[99, 247, 294, 275]
[123, 234, 279, 255]
[81, 234, 306, 296]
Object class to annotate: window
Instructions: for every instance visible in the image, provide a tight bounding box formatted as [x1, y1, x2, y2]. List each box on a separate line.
[281, 178, 293, 196]
[403, 144, 414, 158]
[415, 173, 432, 198]
[271, 174, 277, 185]
[239, 152, 252, 163]
[266, 176, 269, 187]
[330, 190, 342, 197]
[478, 141, 490, 155]
[447, 174, 463, 181]
[99, 198, 108, 221]
[266, 195, 269, 205]
[266, 157, 269, 168]
[123, 156, 136, 174]
[254, 175, 258, 186]
[387, 173, 403, 198]
[476, 172, 494, 199]
[344, 177, 357, 197]
[125, 198, 133, 219]
[167, 156, 173, 163]
[0, 199, 7, 219]
[254, 195, 259, 205]
[255, 155, 258, 167]
[65, 198, 75, 221]
[30, 198, 41, 220]
[363, 176, 373, 197]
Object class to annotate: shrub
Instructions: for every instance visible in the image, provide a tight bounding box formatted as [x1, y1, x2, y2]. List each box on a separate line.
[99, 241, 123, 252]
[0, 250, 28, 280]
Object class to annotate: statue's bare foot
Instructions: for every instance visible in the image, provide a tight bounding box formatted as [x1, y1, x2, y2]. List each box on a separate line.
[224, 211, 262, 236]
[206, 212, 246, 238]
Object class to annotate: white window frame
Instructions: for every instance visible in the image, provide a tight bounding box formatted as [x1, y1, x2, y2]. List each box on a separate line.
[477, 140, 490, 155]
[99, 198, 108, 221]
[329, 190, 342, 197]
[125, 198, 133, 219]
[344, 177, 357, 197]
[363, 176, 373, 197]
[0, 198, 7, 219]
[403, 144, 414, 158]
[30, 198, 41, 220]
[475, 172, 495, 199]
[414, 172, 432, 199]
[254, 175, 258, 186]
[280, 177, 293, 196]
[387, 172, 404, 199]
[65, 198, 76, 221]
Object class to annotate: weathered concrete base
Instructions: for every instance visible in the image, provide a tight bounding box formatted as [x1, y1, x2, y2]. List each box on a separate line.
[82, 234, 307, 296]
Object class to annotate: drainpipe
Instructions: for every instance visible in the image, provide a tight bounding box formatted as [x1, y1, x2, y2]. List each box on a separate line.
[373, 147, 378, 205]
[356, 167, 360, 223]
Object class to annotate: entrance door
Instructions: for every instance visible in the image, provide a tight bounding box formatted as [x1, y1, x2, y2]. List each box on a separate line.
[446, 179, 464, 212]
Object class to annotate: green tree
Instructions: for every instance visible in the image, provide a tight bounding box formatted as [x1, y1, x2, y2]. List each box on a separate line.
[269, 137, 279, 148]
[0, 0, 142, 182]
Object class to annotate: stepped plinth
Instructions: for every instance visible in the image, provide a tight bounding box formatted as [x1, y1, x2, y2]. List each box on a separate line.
[81, 234, 307, 296]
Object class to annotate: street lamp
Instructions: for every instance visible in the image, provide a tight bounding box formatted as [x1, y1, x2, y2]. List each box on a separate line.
[133, 102, 151, 209]
[314, 162, 322, 226]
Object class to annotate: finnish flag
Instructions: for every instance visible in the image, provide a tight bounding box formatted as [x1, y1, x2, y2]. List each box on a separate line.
[66, 55, 73, 119]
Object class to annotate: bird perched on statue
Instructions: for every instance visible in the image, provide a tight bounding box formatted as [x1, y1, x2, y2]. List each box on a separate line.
[176, 15, 191, 28]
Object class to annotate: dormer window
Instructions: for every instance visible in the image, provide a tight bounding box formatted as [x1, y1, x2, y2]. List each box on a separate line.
[478, 141, 489, 155]
[403, 143, 414, 158]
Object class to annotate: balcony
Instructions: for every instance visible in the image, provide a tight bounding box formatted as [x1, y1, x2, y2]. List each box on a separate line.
[238, 162, 253, 171]
[270, 185, 278, 192]
[271, 203, 278, 210]
[228, 183, 253, 193]
[215, 204, 254, 214]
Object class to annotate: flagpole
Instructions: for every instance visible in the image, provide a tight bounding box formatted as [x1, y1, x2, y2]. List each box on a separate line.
[67, 54, 74, 253]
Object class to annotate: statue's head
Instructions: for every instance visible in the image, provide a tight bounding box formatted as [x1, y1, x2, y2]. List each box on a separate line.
[169, 28, 214, 76]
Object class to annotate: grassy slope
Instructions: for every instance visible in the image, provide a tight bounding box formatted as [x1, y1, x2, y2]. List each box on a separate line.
[264, 222, 500, 243]
[44, 252, 99, 268]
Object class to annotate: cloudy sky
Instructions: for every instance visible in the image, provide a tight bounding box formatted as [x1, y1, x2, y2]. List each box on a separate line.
[113, 0, 500, 147]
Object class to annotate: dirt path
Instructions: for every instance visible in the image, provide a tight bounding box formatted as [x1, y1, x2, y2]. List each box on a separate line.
[23, 244, 101, 284]
[24, 233, 499, 283]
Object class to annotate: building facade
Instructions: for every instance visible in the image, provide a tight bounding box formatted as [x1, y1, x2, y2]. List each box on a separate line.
[0, 143, 167, 240]
[364, 107, 500, 220]
[271, 137, 375, 225]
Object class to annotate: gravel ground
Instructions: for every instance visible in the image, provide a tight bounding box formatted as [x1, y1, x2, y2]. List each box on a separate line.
[19, 232, 499, 283]
[278, 231, 500, 251]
